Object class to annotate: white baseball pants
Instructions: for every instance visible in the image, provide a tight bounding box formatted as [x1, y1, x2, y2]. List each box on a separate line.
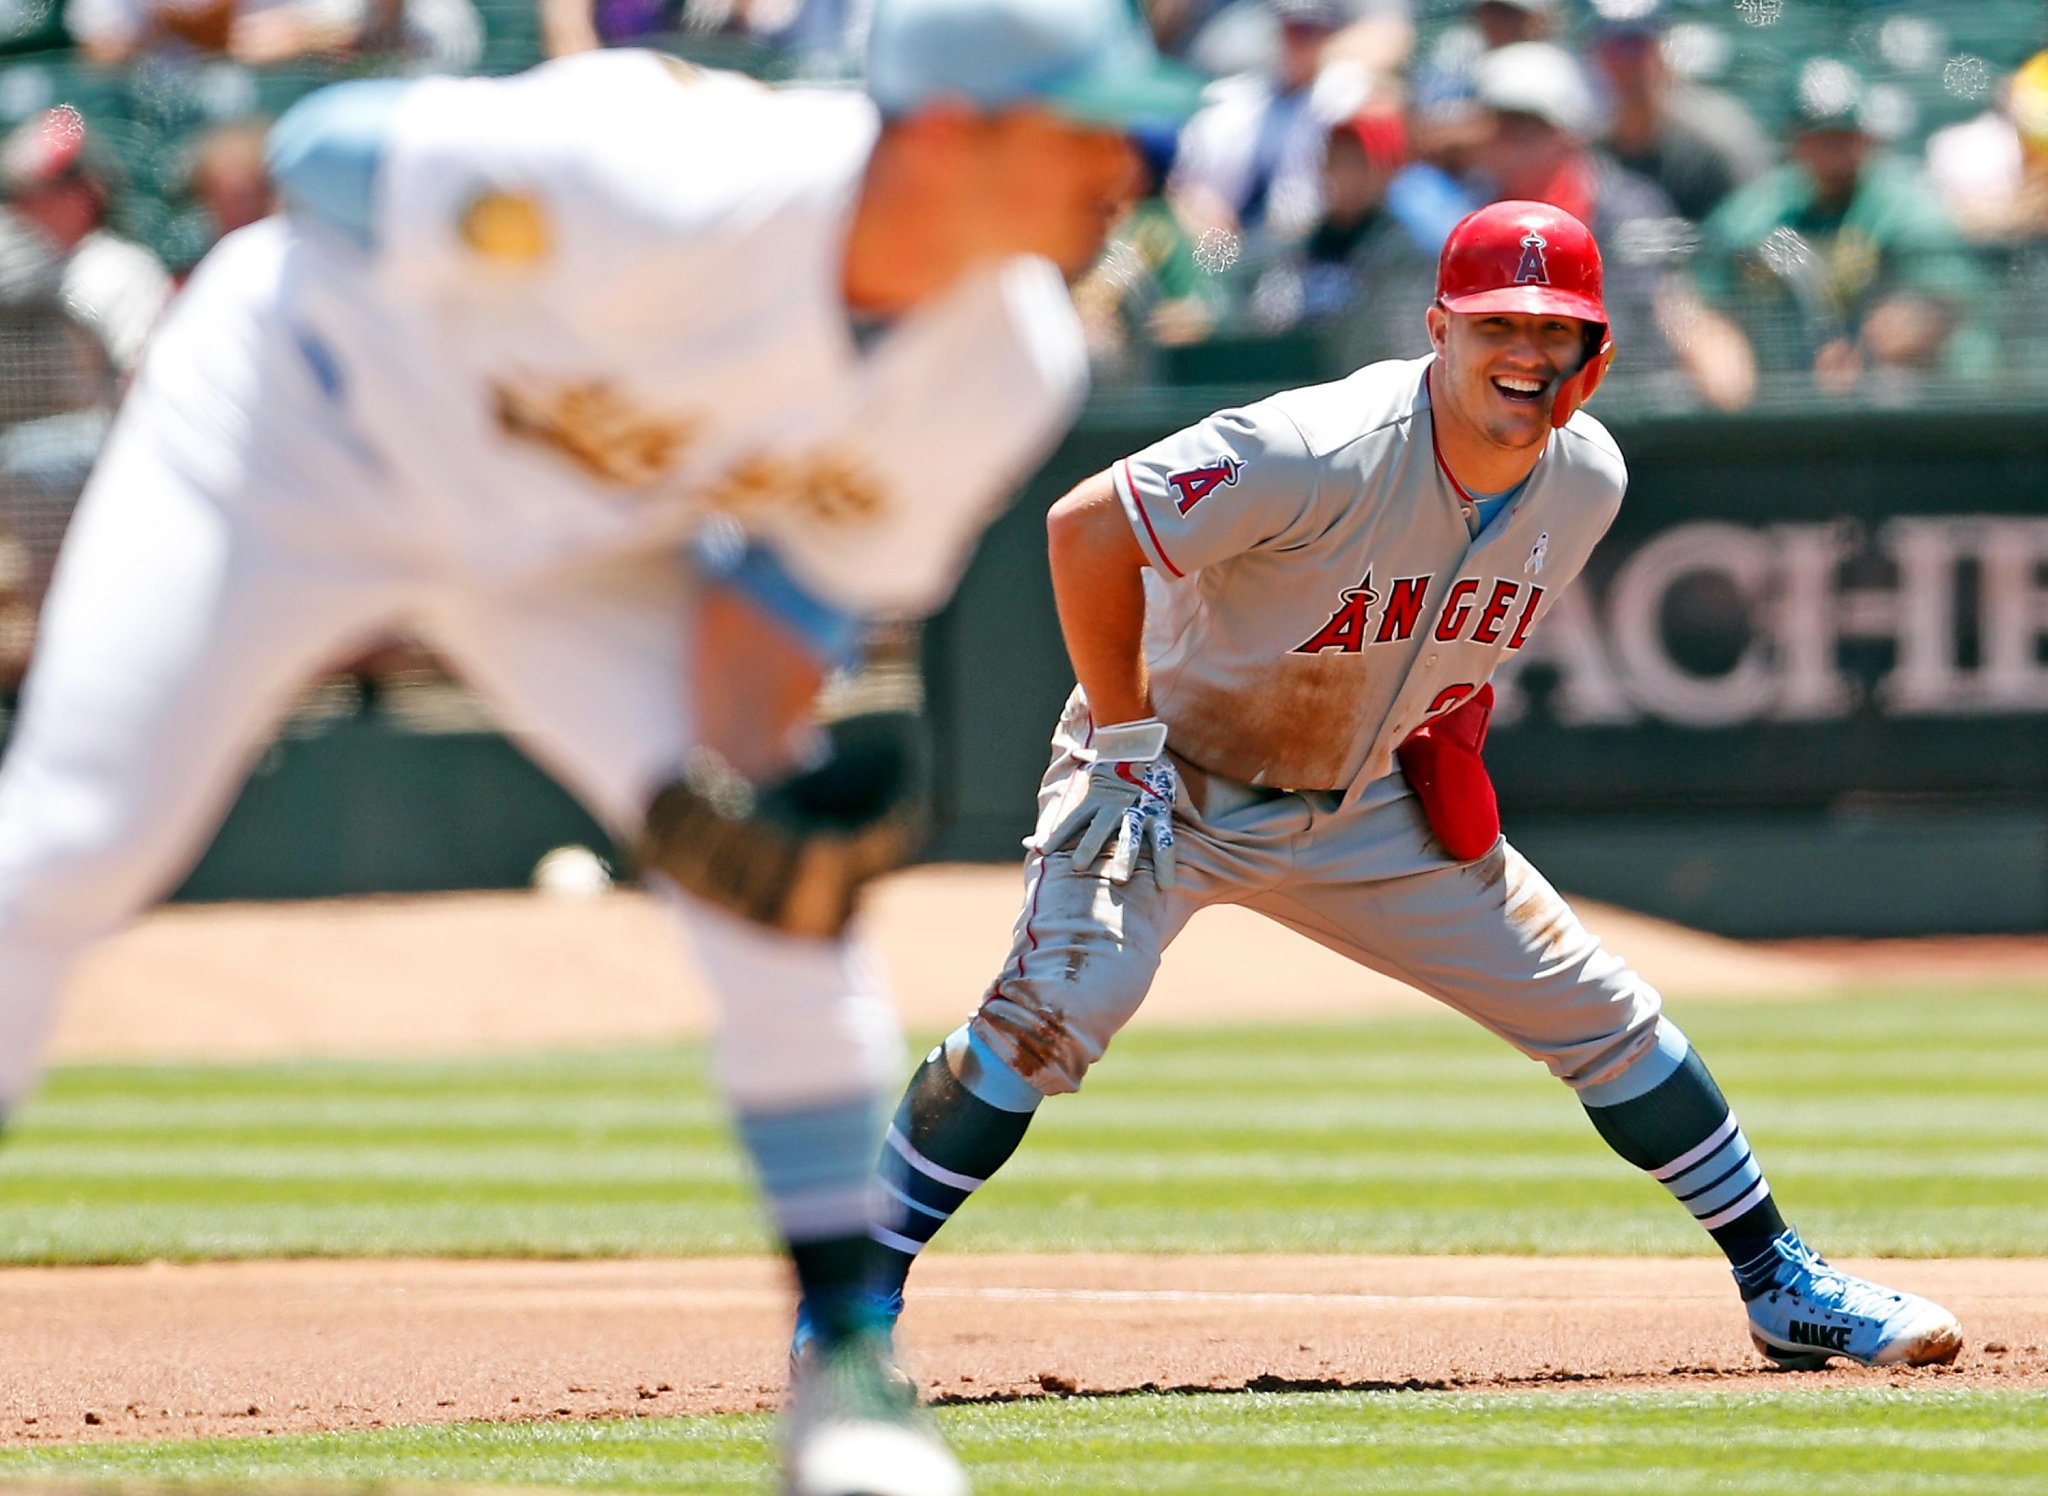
[0, 219, 902, 1117]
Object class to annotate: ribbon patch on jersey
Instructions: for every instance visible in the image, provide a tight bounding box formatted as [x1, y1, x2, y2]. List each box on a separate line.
[1165, 455, 1241, 515]
[1514, 230, 1549, 286]
[1524, 531, 1549, 576]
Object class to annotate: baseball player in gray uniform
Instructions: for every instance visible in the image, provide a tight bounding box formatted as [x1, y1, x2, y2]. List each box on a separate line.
[800, 200, 1963, 1375]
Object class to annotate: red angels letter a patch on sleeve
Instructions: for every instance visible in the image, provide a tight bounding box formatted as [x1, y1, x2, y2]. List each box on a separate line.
[1166, 455, 1241, 515]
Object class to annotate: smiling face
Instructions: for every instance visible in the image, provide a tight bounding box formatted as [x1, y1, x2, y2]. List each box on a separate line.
[1427, 303, 1591, 453]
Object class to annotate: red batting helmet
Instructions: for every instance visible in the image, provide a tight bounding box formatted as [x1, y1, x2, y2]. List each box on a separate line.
[1435, 200, 1614, 427]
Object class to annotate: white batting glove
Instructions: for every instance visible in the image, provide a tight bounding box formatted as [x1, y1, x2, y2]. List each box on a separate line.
[1039, 718, 1178, 889]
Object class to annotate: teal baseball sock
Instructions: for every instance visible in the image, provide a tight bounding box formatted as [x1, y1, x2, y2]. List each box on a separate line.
[870, 1032, 1038, 1294]
[1580, 1026, 1788, 1286]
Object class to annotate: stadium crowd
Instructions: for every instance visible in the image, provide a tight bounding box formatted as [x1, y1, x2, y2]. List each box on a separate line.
[1070, 0, 2048, 408]
[2, 0, 2045, 402]
[0, 0, 2045, 680]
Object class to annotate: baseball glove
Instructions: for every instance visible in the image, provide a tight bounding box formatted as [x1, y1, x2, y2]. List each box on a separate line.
[638, 709, 929, 939]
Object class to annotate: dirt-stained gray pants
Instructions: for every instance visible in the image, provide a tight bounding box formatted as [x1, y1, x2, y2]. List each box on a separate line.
[968, 734, 1665, 1100]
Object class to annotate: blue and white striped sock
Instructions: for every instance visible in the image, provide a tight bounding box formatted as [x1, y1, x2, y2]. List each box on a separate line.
[735, 1093, 889, 1340]
[1581, 1020, 1788, 1280]
[871, 1028, 1039, 1286]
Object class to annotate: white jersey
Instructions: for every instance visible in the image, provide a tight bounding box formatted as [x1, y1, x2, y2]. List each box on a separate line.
[1107, 355, 1626, 794]
[289, 50, 1087, 614]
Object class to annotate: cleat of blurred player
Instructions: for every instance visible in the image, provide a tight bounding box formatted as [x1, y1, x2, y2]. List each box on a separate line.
[809, 199, 1961, 1379]
[1742, 1228, 1962, 1370]
[793, 1288, 907, 1374]
[785, 1327, 962, 1496]
[0, 0, 1200, 1489]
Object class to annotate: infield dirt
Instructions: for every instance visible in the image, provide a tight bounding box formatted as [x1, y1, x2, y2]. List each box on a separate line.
[4, 1255, 2045, 1448]
[15, 868, 2048, 1446]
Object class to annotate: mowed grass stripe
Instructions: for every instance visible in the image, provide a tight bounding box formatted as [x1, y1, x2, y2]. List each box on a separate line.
[13, 1144, 2047, 1187]
[1, 987, 2042, 1263]
[2, 1389, 2045, 1494]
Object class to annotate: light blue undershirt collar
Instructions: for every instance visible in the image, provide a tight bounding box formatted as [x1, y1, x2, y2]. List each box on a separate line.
[1466, 476, 1528, 534]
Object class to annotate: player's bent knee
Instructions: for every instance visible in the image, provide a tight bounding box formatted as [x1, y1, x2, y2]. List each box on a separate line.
[1577, 1016, 1691, 1100]
[1552, 1009, 1680, 1095]
[941, 1023, 1043, 1113]
[970, 991, 1112, 1098]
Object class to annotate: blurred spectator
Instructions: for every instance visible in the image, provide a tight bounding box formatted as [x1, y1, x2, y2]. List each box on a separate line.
[1587, 0, 1769, 226]
[1073, 124, 1226, 374]
[1470, 41, 1728, 405]
[1690, 57, 1987, 400]
[186, 118, 275, 245]
[370, 0, 482, 73]
[1248, 107, 1445, 366]
[0, 108, 171, 376]
[1470, 0, 1551, 50]
[1171, 0, 1371, 253]
[67, 0, 478, 71]
[1180, 0, 1410, 81]
[542, 0, 848, 64]
[68, 0, 364, 65]
[1146, 0, 1231, 59]
[541, 0, 672, 53]
[1926, 49, 2048, 245]
[1408, 0, 1572, 186]
[1406, 49, 1487, 183]
[0, 217, 119, 683]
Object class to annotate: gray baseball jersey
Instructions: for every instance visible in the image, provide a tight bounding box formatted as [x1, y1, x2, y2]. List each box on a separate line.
[970, 354, 1664, 1104]
[1106, 354, 1626, 795]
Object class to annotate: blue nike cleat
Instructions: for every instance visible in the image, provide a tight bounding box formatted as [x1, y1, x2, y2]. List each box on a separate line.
[1742, 1228, 1963, 1370]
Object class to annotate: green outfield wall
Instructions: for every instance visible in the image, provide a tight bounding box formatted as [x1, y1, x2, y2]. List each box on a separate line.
[9, 396, 2036, 937]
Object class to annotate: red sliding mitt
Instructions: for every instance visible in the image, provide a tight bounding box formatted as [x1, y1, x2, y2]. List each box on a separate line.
[1395, 684, 1500, 862]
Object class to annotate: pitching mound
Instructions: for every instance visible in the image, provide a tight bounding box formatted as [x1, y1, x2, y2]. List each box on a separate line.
[3, 1255, 2043, 1447]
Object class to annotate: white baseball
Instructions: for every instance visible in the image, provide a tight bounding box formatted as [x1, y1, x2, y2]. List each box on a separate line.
[531, 845, 613, 898]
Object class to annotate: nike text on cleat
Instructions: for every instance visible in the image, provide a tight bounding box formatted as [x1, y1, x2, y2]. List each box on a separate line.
[1741, 1228, 1963, 1370]
[784, 1327, 965, 1496]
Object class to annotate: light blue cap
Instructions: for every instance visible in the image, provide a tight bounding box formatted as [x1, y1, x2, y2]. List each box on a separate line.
[865, 0, 1207, 130]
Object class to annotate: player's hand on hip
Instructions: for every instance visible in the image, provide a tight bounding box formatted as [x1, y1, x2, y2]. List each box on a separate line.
[1039, 717, 1178, 889]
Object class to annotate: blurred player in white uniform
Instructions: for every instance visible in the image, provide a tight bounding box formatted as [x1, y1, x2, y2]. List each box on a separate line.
[0, 2, 1199, 1491]
[819, 202, 1965, 1379]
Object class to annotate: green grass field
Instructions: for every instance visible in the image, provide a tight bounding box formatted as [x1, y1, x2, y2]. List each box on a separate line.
[5, 1389, 2048, 1494]
[1, 983, 2043, 1494]
[2, 987, 2043, 1262]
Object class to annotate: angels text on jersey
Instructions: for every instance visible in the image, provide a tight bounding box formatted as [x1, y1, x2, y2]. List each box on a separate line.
[1293, 568, 1546, 656]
